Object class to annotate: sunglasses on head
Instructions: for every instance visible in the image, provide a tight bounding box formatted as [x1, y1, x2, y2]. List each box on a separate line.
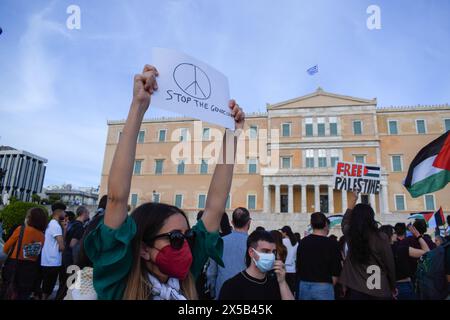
[147, 229, 195, 250]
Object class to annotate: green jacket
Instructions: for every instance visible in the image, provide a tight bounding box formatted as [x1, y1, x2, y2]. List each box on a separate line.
[84, 216, 224, 300]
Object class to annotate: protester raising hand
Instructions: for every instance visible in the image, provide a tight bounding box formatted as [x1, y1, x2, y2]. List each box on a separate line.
[132, 64, 159, 110]
[348, 190, 359, 210]
[82, 65, 246, 300]
[407, 224, 421, 238]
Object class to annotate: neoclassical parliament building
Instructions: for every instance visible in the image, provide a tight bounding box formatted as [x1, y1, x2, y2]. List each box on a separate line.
[100, 89, 450, 231]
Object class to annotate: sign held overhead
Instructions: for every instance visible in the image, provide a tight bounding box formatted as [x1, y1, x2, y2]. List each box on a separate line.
[151, 48, 234, 129]
[333, 161, 381, 194]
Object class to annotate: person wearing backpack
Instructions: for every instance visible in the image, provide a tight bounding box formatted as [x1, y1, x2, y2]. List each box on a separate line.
[414, 238, 450, 300]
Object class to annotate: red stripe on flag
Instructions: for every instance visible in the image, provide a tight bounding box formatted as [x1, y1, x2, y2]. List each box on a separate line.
[433, 133, 450, 171]
[421, 212, 434, 222]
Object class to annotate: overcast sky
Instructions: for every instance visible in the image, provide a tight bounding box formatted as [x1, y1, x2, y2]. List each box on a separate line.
[0, 0, 449, 188]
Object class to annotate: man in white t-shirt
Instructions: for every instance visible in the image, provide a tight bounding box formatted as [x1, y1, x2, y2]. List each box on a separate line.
[40, 202, 66, 300]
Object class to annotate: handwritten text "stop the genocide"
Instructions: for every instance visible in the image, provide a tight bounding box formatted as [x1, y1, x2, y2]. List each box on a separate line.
[165, 90, 232, 118]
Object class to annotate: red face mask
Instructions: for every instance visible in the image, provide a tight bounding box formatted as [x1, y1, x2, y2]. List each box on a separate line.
[154, 240, 193, 280]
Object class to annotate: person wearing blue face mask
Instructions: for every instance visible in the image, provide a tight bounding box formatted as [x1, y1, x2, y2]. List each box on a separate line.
[218, 230, 294, 300]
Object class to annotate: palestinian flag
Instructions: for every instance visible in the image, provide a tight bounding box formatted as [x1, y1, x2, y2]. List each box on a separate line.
[404, 131, 450, 197]
[327, 215, 344, 228]
[407, 207, 446, 229]
[306, 215, 344, 233]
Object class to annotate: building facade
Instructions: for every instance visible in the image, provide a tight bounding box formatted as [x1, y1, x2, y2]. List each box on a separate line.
[0, 146, 47, 202]
[44, 185, 99, 206]
[100, 89, 450, 231]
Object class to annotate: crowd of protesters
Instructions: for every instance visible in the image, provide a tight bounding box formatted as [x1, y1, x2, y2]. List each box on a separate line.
[1, 64, 449, 300]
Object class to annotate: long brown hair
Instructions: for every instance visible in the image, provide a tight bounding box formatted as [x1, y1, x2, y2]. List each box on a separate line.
[123, 202, 197, 300]
[269, 230, 287, 263]
[26, 207, 48, 232]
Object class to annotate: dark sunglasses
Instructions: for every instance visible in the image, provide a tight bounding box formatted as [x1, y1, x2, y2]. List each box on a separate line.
[147, 229, 195, 250]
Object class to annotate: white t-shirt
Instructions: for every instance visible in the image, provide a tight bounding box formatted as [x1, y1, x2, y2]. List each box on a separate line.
[41, 219, 63, 267]
[282, 237, 299, 273]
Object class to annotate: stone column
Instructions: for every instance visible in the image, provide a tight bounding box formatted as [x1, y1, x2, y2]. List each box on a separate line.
[288, 184, 294, 214]
[328, 185, 334, 214]
[301, 184, 307, 214]
[341, 190, 348, 213]
[263, 184, 270, 214]
[381, 182, 390, 214]
[370, 193, 376, 213]
[275, 184, 281, 213]
[314, 184, 320, 212]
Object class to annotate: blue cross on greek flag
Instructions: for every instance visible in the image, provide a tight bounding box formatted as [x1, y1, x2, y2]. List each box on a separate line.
[307, 65, 318, 75]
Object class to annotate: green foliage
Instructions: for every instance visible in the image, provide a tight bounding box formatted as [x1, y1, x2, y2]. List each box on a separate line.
[48, 194, 61, 205]
[0, 201, 48, 235]
[31, 193, 41, 204]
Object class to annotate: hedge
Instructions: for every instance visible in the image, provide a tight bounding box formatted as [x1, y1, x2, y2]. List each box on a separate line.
[0, 201, 48, 235]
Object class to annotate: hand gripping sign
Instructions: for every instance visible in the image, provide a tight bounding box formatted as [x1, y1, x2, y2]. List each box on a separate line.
[151, 48, 235, 129]
[333, 161, 381, 194]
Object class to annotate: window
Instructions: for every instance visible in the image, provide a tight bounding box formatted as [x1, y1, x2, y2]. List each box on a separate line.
[248, 158, 257, 174]
[424, 194, 435, 211]
[354, 155, 365, 164]
[133, 160, 142, 175]
[305, 150, 314, 168]
[395, 195, 406, 211]
[198, 194, 206, 209]
[202, 128, 210, 140]
[330, 149, 339, 167]
[305, 118, 313, 137]
[158, 129, 166, 142]
[281, 157, 291, 169]
[249, 126, 258, 139]
[226, 194, 231, 209]
[317, 118, 325, 137]
[282, 123, 291, 137]
[180, 128, 188, 141]
[131, 194, 138, 206]
[177, 160, 185, 175]
[174, 194, 183, 208]
[153, 193, 160, 203]
[155, 159, 164, 175]
[200, 159, 208, 174]
[353, 121, 362, 135]
[247, 195, 256, 210]
[445, 119, 450, 132]
[391, 155, 403, 172]
[329, 117, 338, 136]
[416, 120, 426, 134]
[318, 150, 327, 168]
[388, 120, 398, 135]
[137, 130, 145, 143]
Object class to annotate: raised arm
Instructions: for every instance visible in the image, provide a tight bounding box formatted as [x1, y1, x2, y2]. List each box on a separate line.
[201, 100, 245, 232]
[104, 65, 158, 229]
[408, 225, 430, 258]
[341, 190, 359, 236]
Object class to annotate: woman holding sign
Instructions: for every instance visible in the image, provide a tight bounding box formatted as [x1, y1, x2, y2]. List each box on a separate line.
[83, 65, 245, 300]
[339, 192, 396, 300]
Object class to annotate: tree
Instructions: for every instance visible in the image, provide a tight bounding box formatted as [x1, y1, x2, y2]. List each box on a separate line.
[31, 193, 41, 204]
[48, 194, 61, 205]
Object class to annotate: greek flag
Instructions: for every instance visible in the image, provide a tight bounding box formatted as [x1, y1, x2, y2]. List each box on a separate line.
[307, 65, 318, 75]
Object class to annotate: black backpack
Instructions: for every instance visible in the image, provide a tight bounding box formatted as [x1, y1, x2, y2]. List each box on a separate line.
[415, 241, 450, 300]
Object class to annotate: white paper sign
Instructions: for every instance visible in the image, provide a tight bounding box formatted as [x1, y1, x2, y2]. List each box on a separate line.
[151, 48, 235, 129]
